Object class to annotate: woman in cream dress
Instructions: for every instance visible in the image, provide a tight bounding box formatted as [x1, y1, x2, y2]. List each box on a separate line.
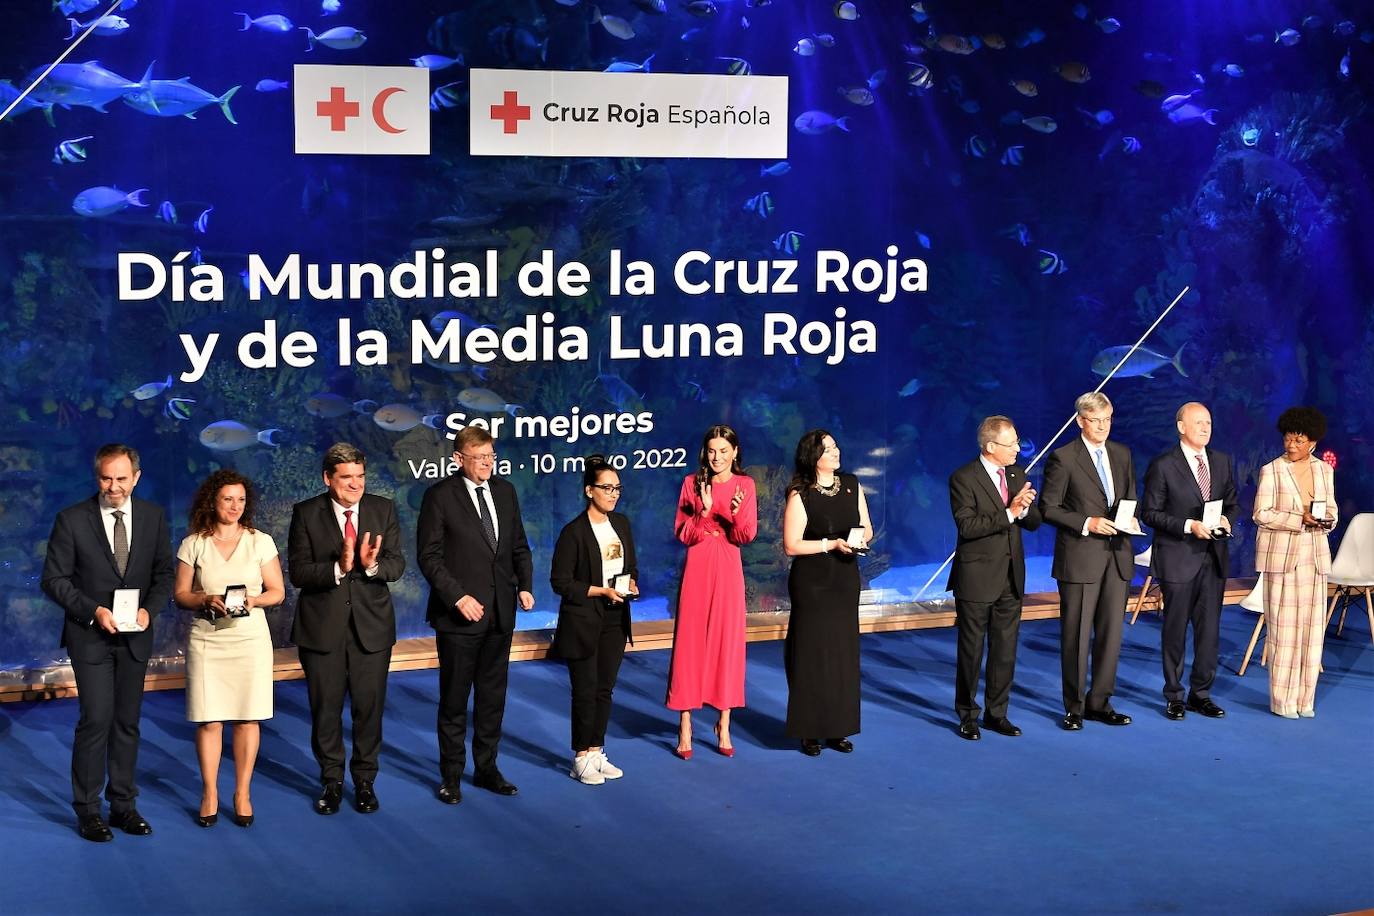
[174, 470, 284, 826]
[1253, 407, 1336, 719]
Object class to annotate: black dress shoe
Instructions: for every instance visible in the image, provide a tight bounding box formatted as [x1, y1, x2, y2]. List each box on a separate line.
[1186, 697, 1226, 718]
[109, 809, 152, 836]
[354, 780, 379, 813]
[982, 716, 1022, 737]
[800, 739, 822, 756]
[436, 781, 462, 805]
[1061, 713, 1084, 731]
[1165, 701, 1186, 720]
[229, 808, 254, 828]
[1084, 708, 1132, 726]
[195, 810, 219, 828]
[315, 781, 343, 815]
[825, 738, 854, 753]
[78, 814, 113, 843]
[957, 721, 982, 741]
[473, 770, 518, 796]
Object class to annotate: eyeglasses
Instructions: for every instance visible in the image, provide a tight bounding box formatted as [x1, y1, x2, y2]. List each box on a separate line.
[1282, 435, 1311, 446]
[1080, 416, 1113, 427]
[590, 484, 623, 494]
[461, 452, 497, 464]
[991, 440, 1019, 450]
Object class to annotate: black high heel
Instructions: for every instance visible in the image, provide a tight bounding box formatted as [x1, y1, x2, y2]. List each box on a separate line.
[195, 810, 219, 828]
[230, 805, 254, 828]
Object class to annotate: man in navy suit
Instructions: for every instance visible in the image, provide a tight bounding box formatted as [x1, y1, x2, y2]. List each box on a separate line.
[41, 443, 174, 842]
[417, 427, 534, 803]
[1140, 402, 1238, 720]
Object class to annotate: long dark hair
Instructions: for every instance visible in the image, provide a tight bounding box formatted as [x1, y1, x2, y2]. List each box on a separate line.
[697, 424, 743, 484]
[188, 469, 257, 536]
[787, 428, 833, 495]
[582, 454, 616, 503]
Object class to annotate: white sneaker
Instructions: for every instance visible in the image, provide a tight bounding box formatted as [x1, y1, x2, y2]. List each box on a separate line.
[595, 751, 623, 780]
[570, 754, 605, 785]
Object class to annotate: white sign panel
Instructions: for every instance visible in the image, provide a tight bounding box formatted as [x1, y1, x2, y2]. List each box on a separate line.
[295, 65, 430, 155]
[469, 68, 788, 159]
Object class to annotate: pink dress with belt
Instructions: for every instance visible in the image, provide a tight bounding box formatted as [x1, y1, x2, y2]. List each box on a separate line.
[665, 473, 758, 711]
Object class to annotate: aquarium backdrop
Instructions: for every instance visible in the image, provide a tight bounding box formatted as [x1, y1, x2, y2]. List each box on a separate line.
[2, 0, 1372, 674]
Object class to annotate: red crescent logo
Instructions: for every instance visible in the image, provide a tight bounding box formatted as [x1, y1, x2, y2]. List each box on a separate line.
[372, 87, 405, 134]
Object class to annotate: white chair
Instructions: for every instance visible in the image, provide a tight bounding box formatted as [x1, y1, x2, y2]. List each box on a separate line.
[1326, 512, 1374, 644]
[1129, 546, 1159, 624]
[1238, 575, 1267, 675]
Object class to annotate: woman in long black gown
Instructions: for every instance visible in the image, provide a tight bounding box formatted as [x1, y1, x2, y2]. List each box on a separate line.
[782, 429, 873, 756]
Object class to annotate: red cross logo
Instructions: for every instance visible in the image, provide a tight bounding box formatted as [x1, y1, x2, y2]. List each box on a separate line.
[490, 90, 531, 134]
[316, 86, 360, 132]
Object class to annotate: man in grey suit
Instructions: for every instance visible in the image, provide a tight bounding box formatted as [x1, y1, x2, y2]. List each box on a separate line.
[1039, 392, 1137, 730]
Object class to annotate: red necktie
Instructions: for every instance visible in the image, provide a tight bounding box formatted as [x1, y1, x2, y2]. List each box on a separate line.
[997, 468, 1009, 505]
[344, 509, 357, 542]
[1195, 455, 1210, 501]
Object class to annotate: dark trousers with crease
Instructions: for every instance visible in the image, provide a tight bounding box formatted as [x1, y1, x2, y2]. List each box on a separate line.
[566, 613, 628, 751]
[1058, 571, 1128, 715]
[298, 619, 392, 785]
[70, 640, 148, 817]
[436, 624, 512, 779]
[954, 571, 1022, 724]
[1159, 559, 1223, 702]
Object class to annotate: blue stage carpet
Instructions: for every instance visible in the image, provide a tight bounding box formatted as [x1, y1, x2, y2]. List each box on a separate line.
[1, 606, 1370, 916]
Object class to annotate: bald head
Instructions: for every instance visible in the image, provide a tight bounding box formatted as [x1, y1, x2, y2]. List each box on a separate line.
[1176, 402, 1211, 450]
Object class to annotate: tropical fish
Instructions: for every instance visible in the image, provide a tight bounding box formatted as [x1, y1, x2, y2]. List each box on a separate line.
[1121, 136, 1141, 153]
[66, 15, 130, 39]
[56, 0, 101, 13]
[1097, 17, 1120, 33]
[1054, 62, 1091, 83]
[794, 110, 849, 134]
[773, 230, 804, 254]
[154, 200, 176, 223]
[555, 0, 581, 5]
[681, 27, 702, 41]
[937, 34, 976, 54]
[1037, 248, 1067, 274]
[914, 230, 931, 249]
[255, 78, 289, 92]
[191, 246, 202, 265]
[1222, 63, 1244, 78]
[839, 86, 874, 106]
[1009, 79, 1038, 98]
[606, 54, 655, 73]
[814, 33, 836, 48]
[910, 2, 928, 23]
[321, 0, 341, 14]
[459, 387, 522, 416]
[1274, 28, 1300, 46]
[684, 1, 718, 16]
[430, 81, 467, 110]
[1339, 48, 1351, 79]
[1013, 28, 1046, 47]
[1160, 89, 1199, 112]
[1091, 343, 1187, 378]
[964, 135, 991, 158]
[411, 54, 463, 70]
[373, 403, 423, 432]
[1301, 15, 1323, 29]
[24, 60, 151, 113]
[999, 144, 1024, 167]
[305, 393, 377, 418]
[794, 38, 816, 56]
[633, 0, 668, 12]
[1000, 110, 1024, 126]
[194, 206, 213, 234]
[906, 63, 932, 90]
[163, 397, 196, 421]
[1000, 223, 1031, 246]
[199, 420, 282, 451]
[1241, 126, 1259, 147]
[1167, 103, 1217, 125]
[897, 378, 922, 397]
[122, 78, 241, 124]
[1072, 3, 1089, 19]
[236, 12, 294, 32]
[1076, 106, 1114, 126]
[130, 374, 173, 400]
[760, 161, 791, 177]
[959, 99, 981, 114]
[1018, 438, 1035, 458]
[680, 380, 707, 402]
[717, 57, 752, 76]
[52, 136, 93, 164]
[72, 186, 148, 217]
[867, 69, 887, 90]
[743, 191, 774, 218]
[1333, 19, 1355, 36]
[592, 7, 635, 39]
[301, 26, 367, 50]
[1021, 115, 1057, 133]
[834, 1, 858, 21]
[0, 80, 55, 124]
[981, 34, 1006, 49]
[429, 310, 493, 334]
[741, 15, 750, 28]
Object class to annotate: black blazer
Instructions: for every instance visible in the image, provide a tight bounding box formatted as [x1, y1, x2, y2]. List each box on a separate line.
[287, 491, 405, 654]
[417, 474, 533, 635]
[946, 459, 1042, 602]
[1140, 446, 1238, 582]
[1039, 438, 1137, 583]
[41, 496, 174, 664]
[549, 511, 637, 659]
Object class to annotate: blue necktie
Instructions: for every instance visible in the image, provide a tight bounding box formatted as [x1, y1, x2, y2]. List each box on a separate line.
[1094, 448, 1114, 504]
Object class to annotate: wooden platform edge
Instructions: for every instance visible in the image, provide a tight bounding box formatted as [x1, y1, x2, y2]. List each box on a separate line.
[0, 579, 1257, 703]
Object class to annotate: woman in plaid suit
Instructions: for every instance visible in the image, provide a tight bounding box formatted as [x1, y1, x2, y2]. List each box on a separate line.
[1253, 407, 1336, 718]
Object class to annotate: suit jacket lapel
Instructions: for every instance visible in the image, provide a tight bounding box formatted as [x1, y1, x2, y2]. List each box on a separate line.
[318, 497, 344, 556]
[973, 462, 1006, 509]
[86, 498, 120, 576]
[1074, 440, 1109, 499]
[458, 478, 495, 554]
[582, 514, 602, 586]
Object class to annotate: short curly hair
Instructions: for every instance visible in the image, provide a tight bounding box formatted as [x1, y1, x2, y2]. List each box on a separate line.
[188, 469, 258, 536]
[1276, 406, 1327, 441]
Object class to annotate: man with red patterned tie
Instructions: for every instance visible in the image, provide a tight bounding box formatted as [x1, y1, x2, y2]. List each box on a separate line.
[288, 443, 406, 816]
[946, 416, 1042, 741]
[1140, 403, 1238, 721]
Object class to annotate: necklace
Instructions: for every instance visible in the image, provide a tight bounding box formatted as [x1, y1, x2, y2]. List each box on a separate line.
[814, 476, 840, 497]
[212, 527, 243, 542]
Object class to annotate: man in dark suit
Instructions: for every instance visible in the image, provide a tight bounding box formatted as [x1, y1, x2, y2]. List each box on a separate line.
[417, 426, 534, 804]
[1040, 392, 1137, 730]
[1140, 402, 1238, 720]
[947, 416, 1043, 741]
[288, 442, 405, 815]
[41, 443, 173, 842]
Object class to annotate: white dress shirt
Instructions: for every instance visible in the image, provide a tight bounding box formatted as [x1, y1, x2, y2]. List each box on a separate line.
[1081, 436, 1114, 536]
[99, 498, 132, 553]
[331, 498, 379, 582]
[461, 476, 500, 544]
[1180, 442, 1210, 536]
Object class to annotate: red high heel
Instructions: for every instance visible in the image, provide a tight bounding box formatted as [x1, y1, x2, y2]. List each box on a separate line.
[714, 724, 734, 758]
[673, 745, 693, 760]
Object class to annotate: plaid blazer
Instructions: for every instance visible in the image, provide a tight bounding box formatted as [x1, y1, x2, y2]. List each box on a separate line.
[1252, 455, 1336, 574]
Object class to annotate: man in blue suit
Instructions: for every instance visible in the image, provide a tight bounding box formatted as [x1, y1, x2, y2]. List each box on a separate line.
[1140, 402, 1238, 720]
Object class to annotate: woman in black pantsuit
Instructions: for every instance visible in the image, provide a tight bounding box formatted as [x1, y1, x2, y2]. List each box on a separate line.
[550, 456, 638, 785]
[782, 430, 873, 756]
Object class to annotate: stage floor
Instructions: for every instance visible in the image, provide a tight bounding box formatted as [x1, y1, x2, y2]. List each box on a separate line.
[0, 606, 1369, 915]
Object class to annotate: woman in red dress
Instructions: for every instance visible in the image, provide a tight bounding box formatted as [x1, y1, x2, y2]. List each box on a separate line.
[666, 425, 758, 758]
